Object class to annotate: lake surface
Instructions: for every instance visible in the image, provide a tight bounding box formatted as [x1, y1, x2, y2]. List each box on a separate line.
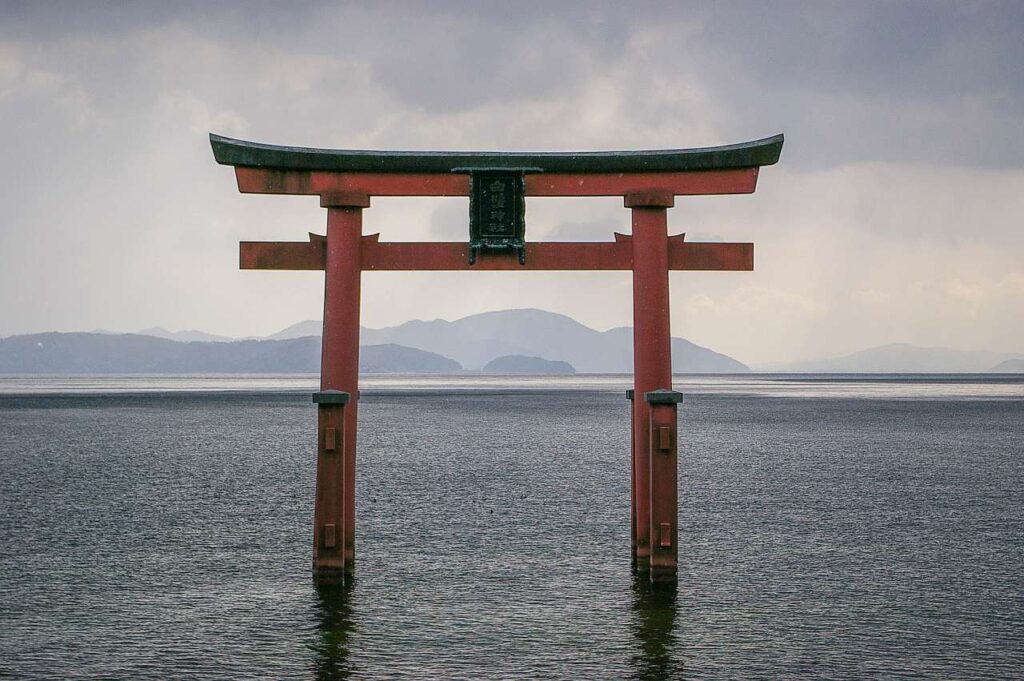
[1, 375, 1022, 678]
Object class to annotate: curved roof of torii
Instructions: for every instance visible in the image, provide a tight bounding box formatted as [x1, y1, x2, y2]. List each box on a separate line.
[210, 133, 784, 174]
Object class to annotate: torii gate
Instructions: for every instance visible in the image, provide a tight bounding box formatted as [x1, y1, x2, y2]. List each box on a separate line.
[211, 132, 783, 584]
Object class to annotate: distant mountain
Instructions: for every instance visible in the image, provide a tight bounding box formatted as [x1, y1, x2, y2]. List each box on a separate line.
[0, 309, 747, 374]
[269, 320, 323, 340]
[0, 333, 461, 374]
[360, 344, 461, 373]
[277, 309, 748, 373]
[483, 355, 575, 374]
[991, 358, 1024, 373]
[137, 326, 236, 343]
[780, 343, 1024, 373]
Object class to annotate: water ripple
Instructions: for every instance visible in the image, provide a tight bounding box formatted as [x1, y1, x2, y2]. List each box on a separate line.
[1, 389, 1021, 678]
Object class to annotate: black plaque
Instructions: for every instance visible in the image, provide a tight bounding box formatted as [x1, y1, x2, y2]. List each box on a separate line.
[468, 170, 526, 264]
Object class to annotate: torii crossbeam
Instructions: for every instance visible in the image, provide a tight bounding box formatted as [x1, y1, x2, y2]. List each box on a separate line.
[211, 132, 784, 584]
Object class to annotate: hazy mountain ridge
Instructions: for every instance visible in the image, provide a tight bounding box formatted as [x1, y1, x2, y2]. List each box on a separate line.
[269, 320, 324, 340]
[273, 309, 749, 373]
[0, 309, 749, 374]
[137, 327, 238, 343]
[8, 315, 1021, 374]
[360, 344, 462, 373]
[777, 342, 1024, 373]
[990, 358, 1024, 373]
[0, 333, 460, 374]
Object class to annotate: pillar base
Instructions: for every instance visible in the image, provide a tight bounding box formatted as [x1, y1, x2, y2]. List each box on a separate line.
[313, 559, 347, 586]
[649, 566, 677, 583]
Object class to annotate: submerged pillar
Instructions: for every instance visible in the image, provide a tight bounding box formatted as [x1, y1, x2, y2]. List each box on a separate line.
[646, 389, 682, 581]
[313, 390, 350, 584]
[317, 192, 368, 581]
[627, 388, 636, 567]
[628, 191, 675, 574]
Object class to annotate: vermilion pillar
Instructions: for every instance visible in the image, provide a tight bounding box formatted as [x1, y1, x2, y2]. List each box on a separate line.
[646, 389, 682, 581]
[318, 191, 368, 580]
[628, 191, 675, 573]
[627, 389, 636, 566]
[313, 390, 349, 584]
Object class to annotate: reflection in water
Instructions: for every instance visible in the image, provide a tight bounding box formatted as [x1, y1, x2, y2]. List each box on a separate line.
[312, 581, 356, 680]
[630, 577, 681, 680]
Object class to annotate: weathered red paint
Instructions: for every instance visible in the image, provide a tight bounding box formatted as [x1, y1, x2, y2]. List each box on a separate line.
[670, 241, 753, 271]
[240, 240, 325, 270]
[624, 190, 675, 208]
[627, 389, 637, 567]
[240, 235, 753, 272]
[647, 400, 679, 581]
[362, 235, 631, 271]
[314, 401, 346, 583]
[629, 198, 674, 572]
[234, 167, 468, 196]
[527, 169, 758, 196]
[233, 167, 759, 197]
[320, 203, 364, 577]
[321, 191, 372, 208]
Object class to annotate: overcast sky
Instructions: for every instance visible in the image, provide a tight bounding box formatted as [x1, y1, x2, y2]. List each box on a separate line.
[1, 1, 1021, 365]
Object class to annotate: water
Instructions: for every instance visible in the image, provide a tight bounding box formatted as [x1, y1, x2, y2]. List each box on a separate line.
[1, 376, 1022, 678]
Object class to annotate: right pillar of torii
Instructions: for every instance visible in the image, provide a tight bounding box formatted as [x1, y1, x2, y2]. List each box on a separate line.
[628, 190, 681, 580]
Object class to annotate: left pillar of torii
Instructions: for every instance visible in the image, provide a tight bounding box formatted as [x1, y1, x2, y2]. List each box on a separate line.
[312, 191, 368, 583]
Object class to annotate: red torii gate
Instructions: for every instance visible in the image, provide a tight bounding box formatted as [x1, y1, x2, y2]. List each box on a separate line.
[211, 133, 783, 584]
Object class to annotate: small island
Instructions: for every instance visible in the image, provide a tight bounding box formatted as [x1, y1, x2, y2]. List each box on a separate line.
[482, 354, 576, 375]
[991, 358, 1024, 373]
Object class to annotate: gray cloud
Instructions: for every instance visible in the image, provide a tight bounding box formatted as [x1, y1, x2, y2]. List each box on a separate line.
[684, 1, 1024, 167]
[545, 219, 625, 242]
[0, 1, 1021, 363]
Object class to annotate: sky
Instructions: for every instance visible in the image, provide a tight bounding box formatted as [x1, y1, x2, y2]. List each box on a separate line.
[0, 0, 1021, 366]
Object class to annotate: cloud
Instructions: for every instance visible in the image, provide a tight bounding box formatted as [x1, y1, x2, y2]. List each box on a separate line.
[544, 220, 623, 242]
[0, 1, 1021, 365]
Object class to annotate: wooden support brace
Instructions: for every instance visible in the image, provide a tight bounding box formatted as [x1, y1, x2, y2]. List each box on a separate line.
[240, 234, 752, 272]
